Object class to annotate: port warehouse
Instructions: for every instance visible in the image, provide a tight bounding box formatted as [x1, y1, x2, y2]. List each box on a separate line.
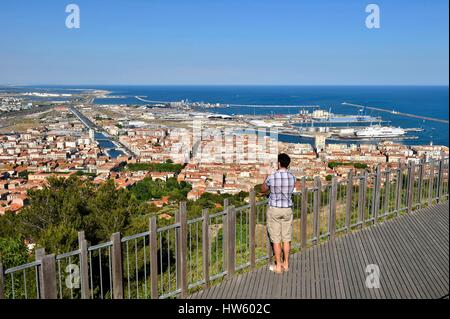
[0, 158, 448, 299]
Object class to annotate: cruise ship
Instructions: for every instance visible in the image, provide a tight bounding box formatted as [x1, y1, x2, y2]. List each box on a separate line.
[355, 125, 406, 138]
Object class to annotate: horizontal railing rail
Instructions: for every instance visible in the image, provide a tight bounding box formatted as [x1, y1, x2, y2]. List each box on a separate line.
[1, 157, 448, 299]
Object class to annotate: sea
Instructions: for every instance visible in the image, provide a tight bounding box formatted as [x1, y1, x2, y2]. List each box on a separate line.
[2, 85, 449, 148]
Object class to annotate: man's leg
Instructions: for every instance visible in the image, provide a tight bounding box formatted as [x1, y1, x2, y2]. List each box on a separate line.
[281, 208, 293, 270]
[282, 241, 290, 270]
[273, 242, 283, 272]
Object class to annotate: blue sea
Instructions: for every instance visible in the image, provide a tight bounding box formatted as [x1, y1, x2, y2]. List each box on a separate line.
[3, 85, 449, 147]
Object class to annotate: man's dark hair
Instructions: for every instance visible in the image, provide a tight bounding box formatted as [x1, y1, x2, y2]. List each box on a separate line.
[278, 153, 291, 168]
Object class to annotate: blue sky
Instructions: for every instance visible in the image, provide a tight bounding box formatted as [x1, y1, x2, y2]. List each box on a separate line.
[0, 0, 448, 85]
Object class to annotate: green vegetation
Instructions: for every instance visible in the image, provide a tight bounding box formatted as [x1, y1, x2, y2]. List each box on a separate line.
[328, 162, 368, 170]
[129, 177, 191, 202]
[0, 175, 247, 256]
[18, 170, 30, 180]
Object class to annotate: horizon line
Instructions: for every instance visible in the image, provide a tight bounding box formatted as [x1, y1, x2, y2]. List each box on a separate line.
[1, 83, 449, 87]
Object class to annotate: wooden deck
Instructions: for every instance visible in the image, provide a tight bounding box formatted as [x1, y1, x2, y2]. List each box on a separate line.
[190, 202, 449, 299]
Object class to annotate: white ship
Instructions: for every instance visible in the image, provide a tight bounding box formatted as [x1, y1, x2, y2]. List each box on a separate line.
[355, 125, 406, 138]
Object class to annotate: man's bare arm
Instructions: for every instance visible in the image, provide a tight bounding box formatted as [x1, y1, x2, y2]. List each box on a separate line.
[261, 176, 269, 194]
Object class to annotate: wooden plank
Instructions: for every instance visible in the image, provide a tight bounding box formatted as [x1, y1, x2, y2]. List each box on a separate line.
[407, 162, 415, 213]
[300, 177, 308, 248]
[179, 202, 188, 298]
[339, 228, 359, 298]
[325, 241, 339, 299]
[369, 224, 409, 298]
[428, 160, 435, 206]
[345, 232, 369, 299]
[392, 213, 444, 296]
[330, 238, 347, 298]
[379, 219, 430, 298]
[395, 165, 403, 214]
[320, 243, 332, 299]
[351, 230, 382, 299]
[175, 211, 181, 290]
[358, 227, 390, 299]
[305, 248, 311, 299]
[383, 169, 391, 216]
[249, 190, 256, 268]
[371, 221, 419, 298]
[373, 165, 382, 223]
[358, 175, 365, 227]
[149, 217, 158, 299]
[260, 266, 270, 299]
[402, 215, 449, 295]
[329, 177, 338, 238]
[202, 209, 210, 288]
[390, 213, 448, 296]
[110, 232, 124, 299]
[299, 249, 308, 299]
[245, 267, 259, 299]
[222, 198, 229, 272]
[334, 237, 353, 299]
[311, 246, 319, 298]
[188, 202, 448, 300]
[345, 170, 353, 232]
[227, 206, 236, 277]
[78, 231, 90, 299]
[313, 177, 321, 244]
[39, 254, 57, 299]
[417, 162, 424, 207]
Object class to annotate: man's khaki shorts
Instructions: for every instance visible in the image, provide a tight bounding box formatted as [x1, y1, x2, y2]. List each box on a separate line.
[267, 206, 293, 244]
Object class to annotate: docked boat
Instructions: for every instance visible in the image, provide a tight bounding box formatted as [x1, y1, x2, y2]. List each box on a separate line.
[355, 125, 406, 138]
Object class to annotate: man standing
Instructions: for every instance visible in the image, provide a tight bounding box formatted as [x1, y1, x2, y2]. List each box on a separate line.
[261, 153, 295, 274]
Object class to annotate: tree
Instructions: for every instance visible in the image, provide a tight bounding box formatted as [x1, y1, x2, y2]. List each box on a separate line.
[86, 179, 136, 242]
[0, 237, 29, 269]
[19, 176, 93, 252]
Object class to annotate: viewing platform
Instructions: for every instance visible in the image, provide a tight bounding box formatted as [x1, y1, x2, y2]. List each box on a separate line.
[1, 158, 448, 300]
[190, 202, 449, 299]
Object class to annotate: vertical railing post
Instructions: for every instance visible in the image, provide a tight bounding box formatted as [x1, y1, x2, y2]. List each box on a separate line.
[175, 210, 181, 290]
[384, 169, 391, 215]
[445, 158, 449, 198]
[407, 161, 415, 214]
[202, 209, 210, 288]
[226, 206, 236, 277]
[395, 163, 402, 215]
[417, 161, 424, 207]
[428, 159, 434, 206]
[373, 165, 382, 223]
[39, 254, 57, 299]
[149, 216, 158, 299]
[179, 202, 188, 298]
[0, 259, 5, 300]
[35, 248, 45, 261]
[329, 176, 338, 238]
[313, 176, 321, 244]
[110, 232, 123, 299]
[266, 209, 273, 265]
[223, 198, 229, 272]
[358, 173, 366, 226]
[34, 248, 45, 299]
[362, 171, 368, 223]
[345, 170, 353, 232]
[437, 158, 444, 202]
[249, 189, 256, 269]
[300, 177, 308, 248]
[78, 231, 90, 299]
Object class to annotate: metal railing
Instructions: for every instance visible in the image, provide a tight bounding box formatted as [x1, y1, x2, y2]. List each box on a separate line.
[1, 158, 448, 300]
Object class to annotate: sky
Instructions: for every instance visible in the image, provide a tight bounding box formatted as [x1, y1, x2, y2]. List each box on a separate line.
[0, 0, 448, 85]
